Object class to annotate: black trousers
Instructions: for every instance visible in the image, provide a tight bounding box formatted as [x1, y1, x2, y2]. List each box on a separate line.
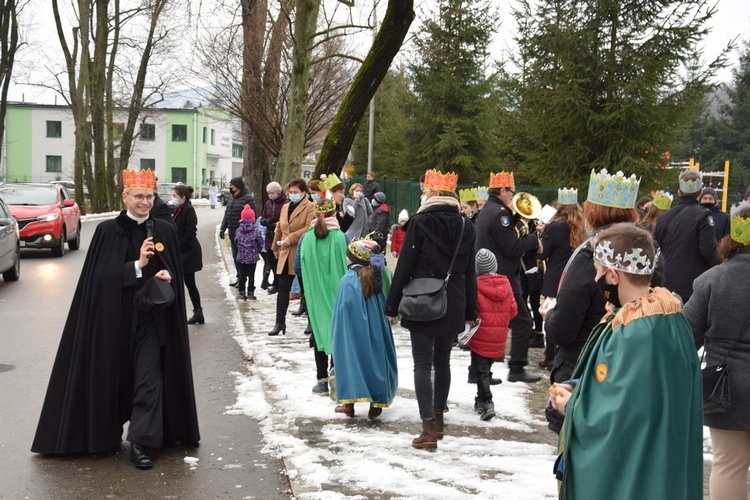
[238, 262, 257, 293]
[261, 251, 276, 285]
[127, 317, 163, 448]
[310, 333, 332, 381]
[524, 289, 543, 332]
[410, 330, 455, 420]
[471, 351, 494, 403]
[274, 268, 295, 324]
[183, 272, 202, 310]
[508, 292, 533, 370]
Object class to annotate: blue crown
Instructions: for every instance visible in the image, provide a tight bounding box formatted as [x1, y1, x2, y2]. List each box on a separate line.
[586, 169, 641, 209]
[558, 187, 578, 206]
[679, 171, 703, 194]
[477, 186, 489, 201]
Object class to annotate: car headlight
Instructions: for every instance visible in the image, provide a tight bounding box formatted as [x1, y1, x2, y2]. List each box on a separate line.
[36, 211, 60, 222]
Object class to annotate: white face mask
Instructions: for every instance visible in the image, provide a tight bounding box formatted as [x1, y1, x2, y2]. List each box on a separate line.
[354, 190, 364, 199]
[420, 194, 428, 205]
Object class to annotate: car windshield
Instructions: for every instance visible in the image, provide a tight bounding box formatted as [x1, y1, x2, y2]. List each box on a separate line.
[0, 185, 58, 206]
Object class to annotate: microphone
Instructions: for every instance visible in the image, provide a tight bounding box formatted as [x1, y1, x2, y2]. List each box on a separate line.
[146, 220, 154, 258]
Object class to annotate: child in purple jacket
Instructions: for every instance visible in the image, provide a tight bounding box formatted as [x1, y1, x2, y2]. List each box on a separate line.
[235, 204, 264, 300]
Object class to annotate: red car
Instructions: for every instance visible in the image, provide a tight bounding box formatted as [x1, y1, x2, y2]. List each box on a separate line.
[0, 183, 81, 257]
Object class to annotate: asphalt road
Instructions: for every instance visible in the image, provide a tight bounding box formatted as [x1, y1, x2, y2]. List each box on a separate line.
[0, 206, 291, 498]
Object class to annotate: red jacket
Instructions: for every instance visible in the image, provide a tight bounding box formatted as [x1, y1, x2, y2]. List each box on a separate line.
[390, 225, 406, 256]
[468, 274, 517, 358]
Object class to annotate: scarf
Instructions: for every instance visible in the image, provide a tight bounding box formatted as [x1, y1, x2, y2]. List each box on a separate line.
[417, 195, 461, 214]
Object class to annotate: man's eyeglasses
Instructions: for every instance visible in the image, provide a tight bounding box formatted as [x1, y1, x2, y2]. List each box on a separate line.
[127, 193, 155, 202]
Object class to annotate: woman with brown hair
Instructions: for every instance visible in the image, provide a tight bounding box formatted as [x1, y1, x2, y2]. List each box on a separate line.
[343, 182, 373, 240]
[268, 178, 315, 336]
[684, 203, 750, 500]
[638, 190, 673, 234]
[172, 184, 204, 324]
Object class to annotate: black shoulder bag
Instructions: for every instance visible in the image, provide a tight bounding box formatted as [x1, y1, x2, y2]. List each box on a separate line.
[702, 315, 750, 415]
[398, 217, 465, 322]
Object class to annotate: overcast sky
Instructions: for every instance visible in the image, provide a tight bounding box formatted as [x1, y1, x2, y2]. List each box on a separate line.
[8, 0, 749, 105]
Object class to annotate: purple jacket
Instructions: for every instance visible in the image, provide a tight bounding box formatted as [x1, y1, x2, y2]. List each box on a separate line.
[235, 220, 264, 265]
[259, 193, 288, 251]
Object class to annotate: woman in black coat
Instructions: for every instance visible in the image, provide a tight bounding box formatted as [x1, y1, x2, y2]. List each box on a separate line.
[172, 185, 204, 324]
[385, 179, 477, 452]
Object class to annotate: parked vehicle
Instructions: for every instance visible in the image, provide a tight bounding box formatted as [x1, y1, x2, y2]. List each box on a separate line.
[0, 197, 20, 281]
[0, 183, 81, 257]
[49, 180, 88, 200]
[219, 187, 231, 206]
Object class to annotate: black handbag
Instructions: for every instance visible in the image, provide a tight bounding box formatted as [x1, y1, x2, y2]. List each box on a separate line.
[398, 217, 465, 322]
[702, 316, 750, 415]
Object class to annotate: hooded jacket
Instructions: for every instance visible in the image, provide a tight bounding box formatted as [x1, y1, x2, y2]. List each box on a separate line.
[468, 274, 517, 358]
[369, 202, 391, 236]
[220, 177, 258, 240]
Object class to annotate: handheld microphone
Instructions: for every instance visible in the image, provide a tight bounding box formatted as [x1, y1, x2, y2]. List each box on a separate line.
[146, 220, 154, 258]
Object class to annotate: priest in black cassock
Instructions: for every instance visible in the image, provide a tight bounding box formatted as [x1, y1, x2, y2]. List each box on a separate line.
[31, 168, 200, 469]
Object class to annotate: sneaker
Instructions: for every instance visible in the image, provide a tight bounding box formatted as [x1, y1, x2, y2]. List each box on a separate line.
[312, 380, 329, 395]
[480, 401, 496, 421]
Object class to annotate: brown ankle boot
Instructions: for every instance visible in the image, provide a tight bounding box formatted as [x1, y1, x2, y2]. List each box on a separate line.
[412, 418, 438, 451]
[434, 409, 444, 440]
[335, 403, 355, 417]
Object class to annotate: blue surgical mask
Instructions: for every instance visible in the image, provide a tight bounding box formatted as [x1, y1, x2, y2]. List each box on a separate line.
[170, 198, 180, 207]
[289, 193, 302, 203]
[371, 199, 377, 207]
[312, 193, 321, 202]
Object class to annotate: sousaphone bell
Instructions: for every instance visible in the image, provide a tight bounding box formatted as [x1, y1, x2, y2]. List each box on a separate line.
[511, 192, 542, 237]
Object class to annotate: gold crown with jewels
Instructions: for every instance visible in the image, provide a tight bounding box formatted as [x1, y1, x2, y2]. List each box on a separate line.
[586, 168, 641, 209]
[314, 198, 337, 214]
[122, 168, 156, 190]
[348, 238, 380, 262]
[423, 169, 458, 192]
[652, 190, 674, 211]
[489, 171, 515, 189]
[730, 201, 750, 246]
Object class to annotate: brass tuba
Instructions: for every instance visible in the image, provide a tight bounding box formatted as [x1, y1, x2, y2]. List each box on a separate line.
[511, 192, 542, 237]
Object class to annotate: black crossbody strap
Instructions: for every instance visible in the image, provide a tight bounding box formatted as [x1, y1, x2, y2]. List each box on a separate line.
[445, 217, 466, 283]
[716, 315, 750, 366]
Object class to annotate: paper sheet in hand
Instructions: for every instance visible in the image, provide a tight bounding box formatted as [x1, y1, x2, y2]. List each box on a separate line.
[538, 205, 558, 224]
[458, 319, 482, 347]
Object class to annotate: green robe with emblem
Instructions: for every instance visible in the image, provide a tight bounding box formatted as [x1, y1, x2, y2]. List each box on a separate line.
[556, 287, 702, 500]
[300, 226, 348, 355]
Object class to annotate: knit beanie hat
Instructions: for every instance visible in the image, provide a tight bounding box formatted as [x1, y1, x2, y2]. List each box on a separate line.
[241, 204, 255, 221]
[702, 186, 718, 201]
[230, 176, 246, 191]
[398, 209, 409, 223]
[374, 192, 386, 204]
[475, 248, 497, 274]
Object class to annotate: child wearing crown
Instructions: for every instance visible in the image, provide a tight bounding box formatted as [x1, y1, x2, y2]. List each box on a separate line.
[550, 224, 702, 500]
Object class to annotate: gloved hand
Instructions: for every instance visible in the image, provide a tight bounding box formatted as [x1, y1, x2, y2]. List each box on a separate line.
[219, 230, 225, 240]
[346, 205, 356, 217]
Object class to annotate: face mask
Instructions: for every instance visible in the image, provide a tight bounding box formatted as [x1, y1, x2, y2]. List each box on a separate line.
[420, 195, 428, 205]
[268, 193, 278, 200]
[311, 193, 321, 202]
[701, 202, 715, 210]
[596, 274, 621, 308]
[170, 198, 180, 207]
[584, 222, 594, 238]
[289, 193, 301, 203]
[354, 190, 364, 198]
[371, 199, 377, 207]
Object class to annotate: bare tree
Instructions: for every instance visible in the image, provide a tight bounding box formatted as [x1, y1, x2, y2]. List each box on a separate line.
[0, 0, 25, 173]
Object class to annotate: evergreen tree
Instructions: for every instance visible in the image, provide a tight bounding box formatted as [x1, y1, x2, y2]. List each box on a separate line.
[513, 0, 727, 190]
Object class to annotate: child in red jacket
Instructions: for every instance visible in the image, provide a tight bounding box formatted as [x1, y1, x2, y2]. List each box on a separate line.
[468, 248, 517, 420]
[389, 209, 408, 258]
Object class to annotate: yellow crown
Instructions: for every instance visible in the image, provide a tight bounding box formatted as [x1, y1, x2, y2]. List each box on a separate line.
[314, 198, 337, 214]
[459, 188, 478, 203]
[122, 168, 156, 190]
[423, 169, 458, 192]
[320, 173, 343, 192]
[489, 171, 515, 189]
[652, 190, 673, 211]
[730, 201, 750, 246]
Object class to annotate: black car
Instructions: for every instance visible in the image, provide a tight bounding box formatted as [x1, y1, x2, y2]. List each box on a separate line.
[219, 188, 231, 206]
[0, 197, 20, 282]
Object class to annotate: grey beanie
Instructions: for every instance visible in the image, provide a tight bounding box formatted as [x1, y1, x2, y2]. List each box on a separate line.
[702, 186, 717, 200]
[374, 192, 386, 204]
[475, 248, 497, 275]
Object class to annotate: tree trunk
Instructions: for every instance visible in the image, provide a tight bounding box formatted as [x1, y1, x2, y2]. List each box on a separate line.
[275, 0, 320, 183]
[0, 0, 19, 174]
[314, 0, 415, 178]
[89, 0, 109, 212]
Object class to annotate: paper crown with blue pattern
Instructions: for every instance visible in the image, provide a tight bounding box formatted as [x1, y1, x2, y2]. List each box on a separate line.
[679, 170, 703, 194]
[586, 168, 641, 209]
[730, 201, 750, 246]
[558, 187, 578, 206]
[477, 186, 489, 201]
[652, 190, 674, 211]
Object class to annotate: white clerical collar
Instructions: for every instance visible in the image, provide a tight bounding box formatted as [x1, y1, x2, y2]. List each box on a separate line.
[126, 211, 149, 225]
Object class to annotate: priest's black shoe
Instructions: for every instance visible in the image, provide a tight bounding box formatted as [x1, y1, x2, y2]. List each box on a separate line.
[130, 443, 153, 469]
[267, 323, 286, 336]
[507, 369, 541, 383]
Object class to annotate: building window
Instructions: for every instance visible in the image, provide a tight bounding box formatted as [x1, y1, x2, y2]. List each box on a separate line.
[210, 129, 215, 145]
[140, 158, 156, 170]
[46, 155, 62, 173]
[202, 127, 207, 144]
[47, 121, 62, 138]
[232, 143, 243, 158]
[172, 124, 187, 142]
[140, 123, 155, 141]
[113, 122, 125, 142]
[172, 167, 187, 183]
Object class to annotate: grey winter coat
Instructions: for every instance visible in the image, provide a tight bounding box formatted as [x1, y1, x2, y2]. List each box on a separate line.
[683, 248, 750, 430]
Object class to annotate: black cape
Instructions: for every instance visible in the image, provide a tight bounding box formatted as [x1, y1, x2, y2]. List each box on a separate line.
[31, 212, 200, 454]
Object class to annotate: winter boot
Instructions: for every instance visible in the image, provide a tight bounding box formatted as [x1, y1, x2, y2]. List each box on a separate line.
[335, 403, 355, 417]
[267, 323, 286, 336]
[434, 408, 445, 440]
[529, 332, 546, 348]
[368, 404, 383, 419]
[260, 270, 270, 290]
[291, 296, 307, 316]
[538, 348, 556, 369]
[480, 401, 496, 421]
[187, 307, 205, 325]
[312, 378, 329, 395]
[411, 418, 438, 451]
[238, 289, 246, 301]
[267, 284, 278, 295]
[473, 397, 483, 414]
[304, 319, 313, 335]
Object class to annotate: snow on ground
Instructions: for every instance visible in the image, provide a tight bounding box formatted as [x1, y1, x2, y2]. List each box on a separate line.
[216, 235, 559, 499]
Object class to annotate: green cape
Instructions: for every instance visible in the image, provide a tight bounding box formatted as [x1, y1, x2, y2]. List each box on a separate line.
[300, 227, 348, 355]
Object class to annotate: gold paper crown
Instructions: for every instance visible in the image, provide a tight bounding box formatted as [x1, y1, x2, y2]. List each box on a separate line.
[122, 168, 156, 190]
[423, 169, 458, 192]
[586, 168, 641, 209]
[314, 198, 337, 214]
[652, 190, 674, 211]
[320, 173, 343, 192]
[558, 187, 578, 206]
[730, 201, 750, 246]
[347, 238, 380, 263]
[459, 188, 478, 203]
[489, 171, 515, 189]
